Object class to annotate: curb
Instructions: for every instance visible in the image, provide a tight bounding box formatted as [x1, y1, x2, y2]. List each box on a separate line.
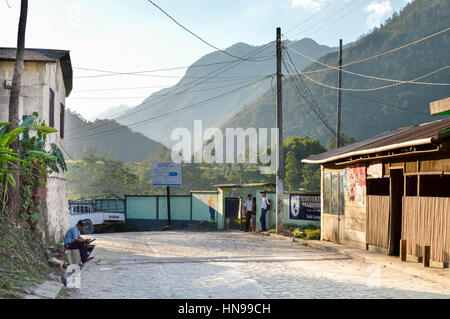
[265, 232, 450, 289]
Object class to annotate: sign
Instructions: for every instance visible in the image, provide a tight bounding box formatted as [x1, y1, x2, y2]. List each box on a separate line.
[152, 162, 182, 187]
[289, 194, 320, 221]
[345, 164, 366, 206]
[367, 162, 383, 179]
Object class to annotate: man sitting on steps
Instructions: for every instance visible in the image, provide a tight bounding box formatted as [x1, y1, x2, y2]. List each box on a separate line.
[64, 220, 95, 265]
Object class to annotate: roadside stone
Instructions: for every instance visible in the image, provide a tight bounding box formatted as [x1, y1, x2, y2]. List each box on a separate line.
[48, 257, 65, 269]
[30, 280, 64, 299]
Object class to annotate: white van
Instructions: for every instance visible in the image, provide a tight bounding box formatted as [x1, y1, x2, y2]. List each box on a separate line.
[69, 201, 125, 234]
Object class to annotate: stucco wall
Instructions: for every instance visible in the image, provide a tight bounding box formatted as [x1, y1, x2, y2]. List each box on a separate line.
[0, 60, 69, 243]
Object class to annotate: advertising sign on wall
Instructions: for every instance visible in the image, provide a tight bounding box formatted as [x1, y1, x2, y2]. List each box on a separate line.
[345, 164, 366, 206]
[289, 194, 321, 221]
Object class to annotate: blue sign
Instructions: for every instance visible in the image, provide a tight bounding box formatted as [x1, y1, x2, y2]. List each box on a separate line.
[289, 194, 321, 221]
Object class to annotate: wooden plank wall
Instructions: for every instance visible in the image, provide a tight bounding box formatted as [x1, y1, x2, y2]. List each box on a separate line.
[403, 196, 450, 263]
[366, 195, 390, 249]
[344, 205, 366, 246]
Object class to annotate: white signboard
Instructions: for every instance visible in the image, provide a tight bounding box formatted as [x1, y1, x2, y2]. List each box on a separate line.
[152, 162, 182, 187]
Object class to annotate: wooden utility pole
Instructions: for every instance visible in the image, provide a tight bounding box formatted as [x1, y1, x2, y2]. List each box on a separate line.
[8, 0, 28, 214]
[275, 27, 284, 234]
[336, 39, 343, 149]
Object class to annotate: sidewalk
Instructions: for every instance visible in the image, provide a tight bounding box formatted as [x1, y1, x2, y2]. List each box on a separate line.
[264, 232, 450, 289]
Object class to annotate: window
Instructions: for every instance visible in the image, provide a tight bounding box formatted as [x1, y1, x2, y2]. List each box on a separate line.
[419, 175, 450, 197]
[323, 171, 345, 215]
[49, 89, 55, 127]
[405, 176, 418, 196]
[367, 178, 390, 196]
[60, 103, 65, 139]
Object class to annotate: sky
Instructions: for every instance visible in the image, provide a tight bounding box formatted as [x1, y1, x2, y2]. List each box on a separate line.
[0, 0, 414, 119]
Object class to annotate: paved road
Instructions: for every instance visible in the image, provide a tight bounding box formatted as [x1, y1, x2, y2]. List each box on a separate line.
[65, 231, 450, 299]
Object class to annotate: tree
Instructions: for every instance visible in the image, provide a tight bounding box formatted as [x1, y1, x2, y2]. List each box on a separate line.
[326, 134, 355, 151]
[283, 136, 326, 191]
[7, 0, 28, 214]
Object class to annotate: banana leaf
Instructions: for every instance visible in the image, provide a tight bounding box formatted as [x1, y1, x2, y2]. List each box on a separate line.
[33, 124, 58, 134]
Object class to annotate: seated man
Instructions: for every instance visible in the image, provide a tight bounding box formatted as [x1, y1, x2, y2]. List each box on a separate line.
[64, 220, 94, 265]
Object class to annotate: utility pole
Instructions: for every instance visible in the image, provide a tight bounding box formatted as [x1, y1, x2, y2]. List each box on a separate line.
[8, 0, 28, 214]
[336, 39, 343, 149]
[275, 27, 284, 234]
[167, 186, 171, 227]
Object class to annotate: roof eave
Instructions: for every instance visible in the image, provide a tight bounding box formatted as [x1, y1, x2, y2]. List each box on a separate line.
[302, 138, 433, 165]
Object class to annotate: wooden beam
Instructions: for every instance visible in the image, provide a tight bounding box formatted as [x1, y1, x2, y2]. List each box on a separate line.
[430, 97, 450, 116]
[400, 239, 407, 262]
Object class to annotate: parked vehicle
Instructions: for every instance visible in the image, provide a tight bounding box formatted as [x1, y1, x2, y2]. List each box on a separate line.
[69, 197, 125, 234]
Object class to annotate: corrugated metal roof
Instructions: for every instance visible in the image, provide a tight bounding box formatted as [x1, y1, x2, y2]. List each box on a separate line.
[0, 48, 68, 62]
[0, 48, 73, 96]
[303, 118, 450, 164]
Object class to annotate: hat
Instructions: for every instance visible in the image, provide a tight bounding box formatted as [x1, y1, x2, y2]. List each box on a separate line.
[260, 191, 267, 194]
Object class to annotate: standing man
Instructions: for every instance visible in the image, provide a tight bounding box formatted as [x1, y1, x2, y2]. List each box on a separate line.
[260, 191, 271, 232]
[243, 194, 254, 232]
[64, 220, 94, 265]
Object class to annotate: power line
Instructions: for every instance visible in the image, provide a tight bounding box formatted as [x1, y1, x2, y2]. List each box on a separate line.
[73, 55, 275, 79]
[65, 75, 273, 142]
[66, 42, 275, 134]
[69, 77, 265, 100]
[283, 0, 339, 36]
[145, 0, 264, 62]
[286, 0, 361, 41]
[344, 92, 434, 117]
[286, 46, 450, 86]
[294, 65, 450, 92]
[293, 26, 450, 75]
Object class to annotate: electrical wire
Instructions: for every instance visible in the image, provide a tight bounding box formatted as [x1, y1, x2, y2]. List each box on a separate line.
[65, 75, 273, 142]
[145, 0, 266, 62]
[286, 46, 450, 86]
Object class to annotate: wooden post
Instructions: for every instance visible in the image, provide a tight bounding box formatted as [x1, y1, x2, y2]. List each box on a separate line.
[400, 239, 407, 262]
[336, 39, 343, 149]
[423, 245, 430, 267]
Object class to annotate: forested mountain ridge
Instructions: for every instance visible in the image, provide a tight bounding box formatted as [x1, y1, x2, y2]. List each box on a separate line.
[115, 38, 334, 147]
[65, 110, 169, 162]
[225, 0, 450, 146]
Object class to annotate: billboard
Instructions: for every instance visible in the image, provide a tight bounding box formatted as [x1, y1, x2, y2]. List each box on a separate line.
[289, 194, 321, 221]
[151, 162, 182, 187]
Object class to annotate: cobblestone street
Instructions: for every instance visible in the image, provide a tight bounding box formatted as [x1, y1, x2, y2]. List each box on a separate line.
[65, 231, 450, 299]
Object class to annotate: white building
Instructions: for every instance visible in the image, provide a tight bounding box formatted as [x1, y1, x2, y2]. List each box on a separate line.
[0, 48, 73, 242]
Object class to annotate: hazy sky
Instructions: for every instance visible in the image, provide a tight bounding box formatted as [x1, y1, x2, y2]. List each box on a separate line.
[1, 0, 413, 119]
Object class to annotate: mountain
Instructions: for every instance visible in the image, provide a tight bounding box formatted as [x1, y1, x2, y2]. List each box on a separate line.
[65, 110, 168, 162]
[115, 39, 333, 147]
[88, 105, 131, 121]
[225, 0, 450, 146]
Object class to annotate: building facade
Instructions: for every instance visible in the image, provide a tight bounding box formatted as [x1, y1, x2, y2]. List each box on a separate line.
[303, 118, 450, 268]
[0, 48, 73, 242]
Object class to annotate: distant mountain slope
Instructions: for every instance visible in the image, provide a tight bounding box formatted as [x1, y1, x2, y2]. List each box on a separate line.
[88, 105, 131, 121]
[65, 110, 168, 162]
[225, 0, 450, 146]
[115, 38, 333, 147]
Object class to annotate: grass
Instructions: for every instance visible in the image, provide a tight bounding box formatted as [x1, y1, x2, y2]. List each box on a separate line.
[265, 224, 321, 240]
[0, 212, 50, 298]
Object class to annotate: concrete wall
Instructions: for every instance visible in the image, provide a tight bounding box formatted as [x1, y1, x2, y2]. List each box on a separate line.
[0, 60, 69, 243]
[125, 194, 216, 229]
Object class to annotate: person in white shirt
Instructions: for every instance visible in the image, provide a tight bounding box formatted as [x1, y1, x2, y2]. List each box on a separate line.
[260, 191, 271, 231]
[243, 194, 254, 232]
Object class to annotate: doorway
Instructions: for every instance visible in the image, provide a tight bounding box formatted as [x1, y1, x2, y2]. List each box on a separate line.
[388, 169, 404, 256]
[225, 197, 240, 229]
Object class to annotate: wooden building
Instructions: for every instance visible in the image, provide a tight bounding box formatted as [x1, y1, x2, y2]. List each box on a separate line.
[302, 118, 450, 267]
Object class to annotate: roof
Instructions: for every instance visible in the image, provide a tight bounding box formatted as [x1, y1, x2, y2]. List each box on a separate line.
[213, 183, 275, 189]
[0, 48, 73, 96]
[302, 118, 450, 164]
